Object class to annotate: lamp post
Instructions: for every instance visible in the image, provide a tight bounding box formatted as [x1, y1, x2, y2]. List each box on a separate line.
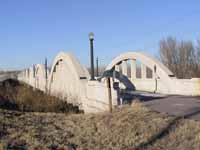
[89, 32, 95, 80]
[96, 57, 99, 77]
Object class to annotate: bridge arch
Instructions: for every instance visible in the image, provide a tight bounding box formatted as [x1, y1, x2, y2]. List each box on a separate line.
[48, 52, 90, 106]
[25, 66, 35, 86]
[106, 51, 175, 93]
[35, 64, 48, 91]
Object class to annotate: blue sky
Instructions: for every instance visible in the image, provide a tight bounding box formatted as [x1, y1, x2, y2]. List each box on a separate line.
[0, 0, 200, 70]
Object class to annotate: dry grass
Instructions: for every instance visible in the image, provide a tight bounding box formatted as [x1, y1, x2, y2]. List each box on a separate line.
[0, 79, 81, 113]
[0, 101, 199, 150]
[147, 119, 200, 150]
[14, 85, 80, 113]
[0, 80, 200, 149]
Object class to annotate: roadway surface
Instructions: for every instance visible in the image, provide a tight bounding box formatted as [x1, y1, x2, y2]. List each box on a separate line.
[124, 91, 200, 120]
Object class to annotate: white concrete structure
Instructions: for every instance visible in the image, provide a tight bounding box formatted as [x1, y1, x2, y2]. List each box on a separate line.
[83, 80, 118, 113]
[18, 52, 118, 113]
[28, 66, 36, 88]
[35, 64, 49, 92]
[18, 51, 200, 113]
[106, 52, 200, 96]
[48, 52, 89, 107]
[18, 64, 48, 92]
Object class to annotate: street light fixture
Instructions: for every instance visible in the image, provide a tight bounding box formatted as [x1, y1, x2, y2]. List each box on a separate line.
[89, 32, 95, 80]
[89, 32, 94, 40]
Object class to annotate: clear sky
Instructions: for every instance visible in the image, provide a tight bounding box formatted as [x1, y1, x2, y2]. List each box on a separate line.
[0, 0, 200, 70]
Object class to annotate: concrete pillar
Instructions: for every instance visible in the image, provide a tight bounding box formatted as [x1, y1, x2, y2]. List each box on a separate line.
[152, 71, 156, 79]
[152, 65, 157, 79]
[122, 60, 128, 76]
[24, 71, 26, 82]
[141, 63, 147, 79]
[115, 64, 120, 72]
[27, 69, 29, 78]
[26, 69, 28, 83]
[113, 65, 120, 83]
[130, 59, 136, 80]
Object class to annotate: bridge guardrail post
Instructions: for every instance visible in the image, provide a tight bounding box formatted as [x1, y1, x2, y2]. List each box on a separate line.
[107, 77, 112, 113]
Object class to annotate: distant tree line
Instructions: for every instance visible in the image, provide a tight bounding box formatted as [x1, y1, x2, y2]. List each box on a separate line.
[159, 37, 200, 78]
[88, 66, 106, 77]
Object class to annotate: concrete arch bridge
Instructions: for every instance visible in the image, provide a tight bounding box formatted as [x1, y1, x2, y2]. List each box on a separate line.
[105, 52, 200, 95]
[18, 51, 200, 113]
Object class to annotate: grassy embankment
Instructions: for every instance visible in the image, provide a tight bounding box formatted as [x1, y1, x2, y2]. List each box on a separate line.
[0, 79, 80, 113]
[0, 79, 200, 150]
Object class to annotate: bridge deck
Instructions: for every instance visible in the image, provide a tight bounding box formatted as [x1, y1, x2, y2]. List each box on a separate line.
[123, 91, 200, 120]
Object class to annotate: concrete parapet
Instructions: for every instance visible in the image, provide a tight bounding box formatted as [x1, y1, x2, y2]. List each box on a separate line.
[83, 80, 118, 113]
[130, 78, 200, 96]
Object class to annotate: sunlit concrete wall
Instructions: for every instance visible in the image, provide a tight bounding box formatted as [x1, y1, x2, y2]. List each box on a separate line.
[17, 51, 118, 113]
[47, 52, 90, 107]
[127, 78, 200, 96]
[18, 64, 48, 92]
[106, 51, 200, 96]
[17, 51, 200, 113]
[83, 80, 118, 113]
[35, 64, 48, 92]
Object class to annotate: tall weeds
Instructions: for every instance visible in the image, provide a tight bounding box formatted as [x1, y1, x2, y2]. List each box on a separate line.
[0, 79, 81, 113]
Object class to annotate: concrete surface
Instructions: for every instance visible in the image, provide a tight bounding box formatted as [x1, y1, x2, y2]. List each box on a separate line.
[84, 80, 118, 113]
[17, 51, 200, 113]
[105, 52, 200, 96]
[125, 91, 200, 120]
[144, 95, 200, 120]
[48, 52, 89, 107]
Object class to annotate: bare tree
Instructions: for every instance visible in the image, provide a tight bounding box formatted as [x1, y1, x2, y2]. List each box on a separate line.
[159, 37, 179, 77]
[194, 40, 200, 76]
[177, 41, 194, 78]
[159, 37, 200, 78]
